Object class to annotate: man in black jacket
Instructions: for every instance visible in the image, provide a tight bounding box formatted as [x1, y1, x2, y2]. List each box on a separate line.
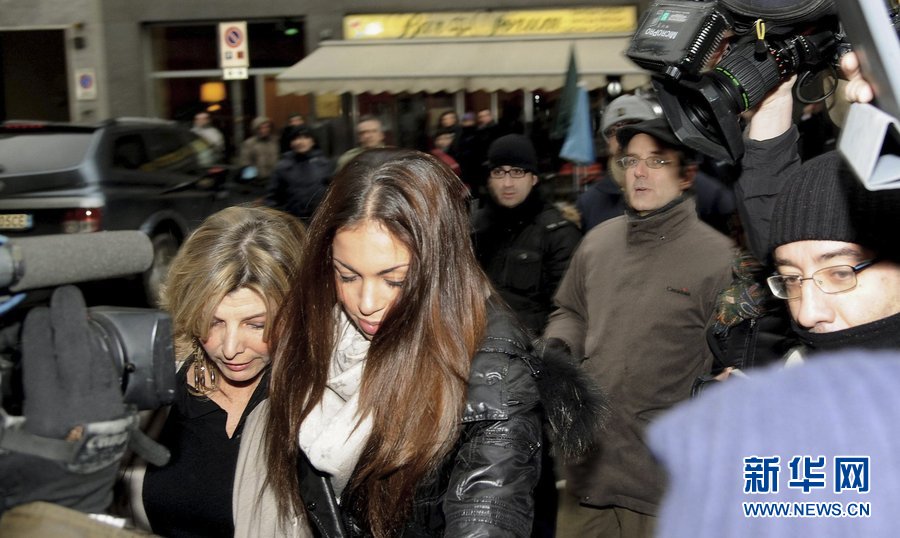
[471, 134, 581, 335]
[266, 126, 334, 222]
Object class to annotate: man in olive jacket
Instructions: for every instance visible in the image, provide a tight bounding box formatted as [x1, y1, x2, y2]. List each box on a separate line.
[546, 118, 733, 538]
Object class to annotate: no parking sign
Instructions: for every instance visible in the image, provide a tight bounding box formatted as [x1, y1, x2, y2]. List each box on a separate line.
[218, 21, 249, 69]
[75, 68, 97, 100]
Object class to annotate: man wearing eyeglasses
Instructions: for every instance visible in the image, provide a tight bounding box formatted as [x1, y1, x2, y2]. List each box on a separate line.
[577, 93, 736, 234]
[729, 77, 900, 359]
[470, 132, 582, 537]
[471, 134, 582, 336]
[763, 150, 900, 352]
[576, 94, 657, 232]
[547, 117, 733, 537]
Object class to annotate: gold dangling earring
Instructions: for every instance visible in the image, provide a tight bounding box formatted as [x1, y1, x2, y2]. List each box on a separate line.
[192, 346, 217, 394]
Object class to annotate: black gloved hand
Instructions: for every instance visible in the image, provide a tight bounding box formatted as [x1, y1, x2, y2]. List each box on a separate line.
[1, 286, 132, 515]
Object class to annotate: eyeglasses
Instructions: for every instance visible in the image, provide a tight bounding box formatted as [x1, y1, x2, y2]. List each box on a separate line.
[766, 259, 879, 300]
[615, 156, 674, 170]
[490, 167, 529, 179]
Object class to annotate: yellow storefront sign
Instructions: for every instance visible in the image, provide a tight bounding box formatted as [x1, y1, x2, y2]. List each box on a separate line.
[343, 7, 637, 40]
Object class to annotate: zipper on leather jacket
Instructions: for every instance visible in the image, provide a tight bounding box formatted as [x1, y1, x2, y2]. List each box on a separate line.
[518, 354, 542, 378]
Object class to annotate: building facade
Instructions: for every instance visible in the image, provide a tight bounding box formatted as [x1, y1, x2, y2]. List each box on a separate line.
[1, 0, 651, 162]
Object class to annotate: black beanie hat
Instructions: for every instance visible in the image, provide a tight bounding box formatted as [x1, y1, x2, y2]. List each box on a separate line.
[488, 134, 538, 173]
[770, 151, 900, 260]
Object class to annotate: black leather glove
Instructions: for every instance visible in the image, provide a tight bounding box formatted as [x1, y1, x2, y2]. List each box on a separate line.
[1, 286, 134, 515]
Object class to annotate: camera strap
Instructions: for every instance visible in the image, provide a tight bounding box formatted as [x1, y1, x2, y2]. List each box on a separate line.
[0, 408, 138, 473]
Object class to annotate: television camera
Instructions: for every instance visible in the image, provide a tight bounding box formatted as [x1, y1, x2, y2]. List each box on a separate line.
[0, 231, 174, 519]
[626, 0, 900, 164]
[0, 231, 175, 414]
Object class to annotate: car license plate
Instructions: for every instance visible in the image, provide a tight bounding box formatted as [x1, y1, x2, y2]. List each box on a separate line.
[0, 213, 34, 231]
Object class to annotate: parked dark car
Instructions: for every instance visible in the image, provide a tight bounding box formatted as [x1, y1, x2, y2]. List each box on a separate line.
[0, 117, 264, 304]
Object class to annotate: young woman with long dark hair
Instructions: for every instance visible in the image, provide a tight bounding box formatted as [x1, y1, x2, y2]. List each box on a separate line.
[234, 148, 603, 537]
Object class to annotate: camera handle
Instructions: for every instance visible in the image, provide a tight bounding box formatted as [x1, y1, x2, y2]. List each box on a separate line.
[0, 408, 170, 470]
[1, 408, 170, 472]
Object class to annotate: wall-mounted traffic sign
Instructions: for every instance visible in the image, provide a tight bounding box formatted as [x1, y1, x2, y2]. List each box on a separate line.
[223, 67, 249, 80]
[75, 68, 97, 100]
[219, 21, 249, 69]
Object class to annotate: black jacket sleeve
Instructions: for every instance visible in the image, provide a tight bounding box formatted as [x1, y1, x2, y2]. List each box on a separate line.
[735, 126, 801, 262]
[443, 356, 542, 537]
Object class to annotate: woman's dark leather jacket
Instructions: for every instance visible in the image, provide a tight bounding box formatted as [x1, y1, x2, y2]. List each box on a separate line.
[298, 306, 544, 537]
[297, 303, 609, 537]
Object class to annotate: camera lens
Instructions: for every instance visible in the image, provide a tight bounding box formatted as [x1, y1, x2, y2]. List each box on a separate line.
[88, 307, 176, 411]
[709, 42, 783, 113]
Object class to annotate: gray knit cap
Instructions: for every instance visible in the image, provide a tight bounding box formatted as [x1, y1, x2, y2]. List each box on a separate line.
[769, 150, 900, 259]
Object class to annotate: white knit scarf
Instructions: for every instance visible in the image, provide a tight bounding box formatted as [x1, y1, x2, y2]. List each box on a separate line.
[297, 310, 373, 499]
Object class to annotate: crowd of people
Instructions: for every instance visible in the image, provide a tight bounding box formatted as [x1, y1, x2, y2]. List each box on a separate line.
[193, 107, 507, 221]
[1, 34, 898, 538]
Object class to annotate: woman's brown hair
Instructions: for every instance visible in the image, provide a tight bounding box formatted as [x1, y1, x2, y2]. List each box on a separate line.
[265, 148, 491, 535]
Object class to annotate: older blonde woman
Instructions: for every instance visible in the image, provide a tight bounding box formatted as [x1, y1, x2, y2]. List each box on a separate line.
[123, 205, 305, 537]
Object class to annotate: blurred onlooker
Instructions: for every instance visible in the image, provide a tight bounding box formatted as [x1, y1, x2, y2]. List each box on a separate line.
[279, 113, 306, 153]
[477, 108, 496, 130]
[438, 109, 459, 129]
[335, 115, 386, 172]
[430, 127, 461, 177]
[437, 109, 463, 158]
[461, 111, 476, 128]
[191, 111, 225, 160]
[460, 108, 501, 205]
[266, 126, 334, 223]
[239, 116, 280, 184]
[475, 109, 501, 154]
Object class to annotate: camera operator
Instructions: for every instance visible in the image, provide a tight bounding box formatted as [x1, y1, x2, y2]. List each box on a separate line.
[644, 48, 900, 536]
[0, 286, 145, 536]
[699, 44, 900, 388]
